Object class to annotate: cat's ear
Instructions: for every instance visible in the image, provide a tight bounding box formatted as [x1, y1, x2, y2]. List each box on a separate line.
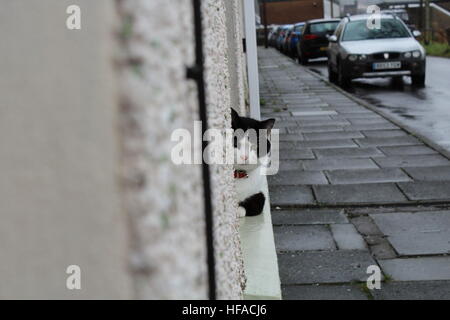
[231, 108, 239, 119]
[260, 118, 275, 131]
[231, 108, 240, 129]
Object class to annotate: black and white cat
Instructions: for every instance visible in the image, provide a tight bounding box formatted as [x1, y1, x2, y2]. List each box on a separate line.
[231, 108, 275, 217]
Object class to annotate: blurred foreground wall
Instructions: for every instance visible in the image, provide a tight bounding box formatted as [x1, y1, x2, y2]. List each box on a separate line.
[0, 0, 133, 299]
[0, 0, 249, 299]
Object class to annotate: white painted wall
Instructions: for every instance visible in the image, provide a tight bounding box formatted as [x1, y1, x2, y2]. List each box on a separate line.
[244, 0, 262, 120]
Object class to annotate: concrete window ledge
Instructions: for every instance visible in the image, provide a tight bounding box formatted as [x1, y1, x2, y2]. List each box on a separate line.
[239, 177, 282, 300]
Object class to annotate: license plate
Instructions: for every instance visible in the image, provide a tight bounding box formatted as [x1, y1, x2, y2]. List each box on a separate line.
[373, 61, 401, 70]
[320, 47, 328, 51]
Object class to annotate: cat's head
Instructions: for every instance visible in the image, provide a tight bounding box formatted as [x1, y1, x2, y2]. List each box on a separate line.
[231, 108, 275, 171]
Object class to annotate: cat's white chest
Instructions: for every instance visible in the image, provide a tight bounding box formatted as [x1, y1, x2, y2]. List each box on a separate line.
[235, 166, 264, 202]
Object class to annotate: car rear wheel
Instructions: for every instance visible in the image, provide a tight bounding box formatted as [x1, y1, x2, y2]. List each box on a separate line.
[412, 74, 425, 88]
[298, 51, 308, 65]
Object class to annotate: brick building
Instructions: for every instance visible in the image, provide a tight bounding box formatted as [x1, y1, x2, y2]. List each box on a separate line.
[260, 0, 325, 24]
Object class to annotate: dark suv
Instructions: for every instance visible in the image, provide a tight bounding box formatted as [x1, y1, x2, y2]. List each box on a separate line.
[296, 18, 340, 65]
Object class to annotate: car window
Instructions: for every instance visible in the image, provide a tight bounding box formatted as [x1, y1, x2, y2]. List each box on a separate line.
[294, 25, 304, 33]
[310, 22, 340, 34]
[342, 19, 411, 41]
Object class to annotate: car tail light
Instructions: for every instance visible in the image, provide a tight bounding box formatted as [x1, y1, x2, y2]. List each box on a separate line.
[303, 34, 319, 40]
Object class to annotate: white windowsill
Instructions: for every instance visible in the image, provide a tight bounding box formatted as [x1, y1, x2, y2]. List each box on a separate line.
[239, 177, 282, 300]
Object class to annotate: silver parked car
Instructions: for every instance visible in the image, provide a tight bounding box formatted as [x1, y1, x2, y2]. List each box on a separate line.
[327, 14, 426, 87]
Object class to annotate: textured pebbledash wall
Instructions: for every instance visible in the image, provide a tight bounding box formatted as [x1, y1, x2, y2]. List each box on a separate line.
[117, 0, 207, 299]
[203, 0, 246, 299]
[117, 0, 247, 299]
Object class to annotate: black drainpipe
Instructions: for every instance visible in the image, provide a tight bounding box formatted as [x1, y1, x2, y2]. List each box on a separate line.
[186, 0, 216, 300]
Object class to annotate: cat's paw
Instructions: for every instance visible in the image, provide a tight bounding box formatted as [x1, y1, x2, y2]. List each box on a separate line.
[237, 207, 246, 218]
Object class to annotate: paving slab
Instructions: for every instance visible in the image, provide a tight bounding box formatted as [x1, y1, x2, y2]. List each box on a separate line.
[282, 98, 322, 103]
[279, 133, 304, 141]
[303, 158, 378, 171]
[303, 131, 364, 141]
[343, 123, 399, 131]
[296, 139, 358, 149]
[272, 147, 315, 160]
[297, 119, 351, 127]
[268, 171, 328, 185]
[274, 120, 299, 128]
[350, 216, 382, 236]
[374, 154, 450, 168]
[314, 183, 408, 204]
[333, 113, 384, 120]
[278, 251, 378, 284]
[291, 111, 337, 116]
[330, 224, 367, 250]
[277, 148, 316, 160]
[361, 130, 408, 138]
[403, 166, 450, 181]
[379, 257, 450, 281]
[273, 225, 336, 252]
[379, 144, 436, 155]
[277, 141, 299, 149]
[325, 103, 362, 108]
[289, 114, 331, 121]
[288, 125, 345, 133]
[278, 93, 310, 98]
[288, 103, 330, 108]
[333, 108, 377, 115]
[313, 147, 385, 159]
[282, 284, 369, 300]
[372, 281, 450, 300]
[321, 95, 356, 100]
[397, 181, 450, 201]
[262, 112, 291, 119]
[269, 185, 315, 206]
[371, 211, 450, 255]
[325, 168, 411, 185]
[349, 118, 393, 126]
[278, 160, 303, 171]
[349, 216, 396, 260]
[355, 136, 421, 147]
[271, 209, 348, 225]
[370, 241, 398, 260]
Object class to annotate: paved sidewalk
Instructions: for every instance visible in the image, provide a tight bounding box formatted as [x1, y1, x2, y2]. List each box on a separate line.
[260, 48, 450, 299]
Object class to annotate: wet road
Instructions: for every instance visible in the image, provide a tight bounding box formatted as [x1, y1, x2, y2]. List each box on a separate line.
[307, 56, 450, 152]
